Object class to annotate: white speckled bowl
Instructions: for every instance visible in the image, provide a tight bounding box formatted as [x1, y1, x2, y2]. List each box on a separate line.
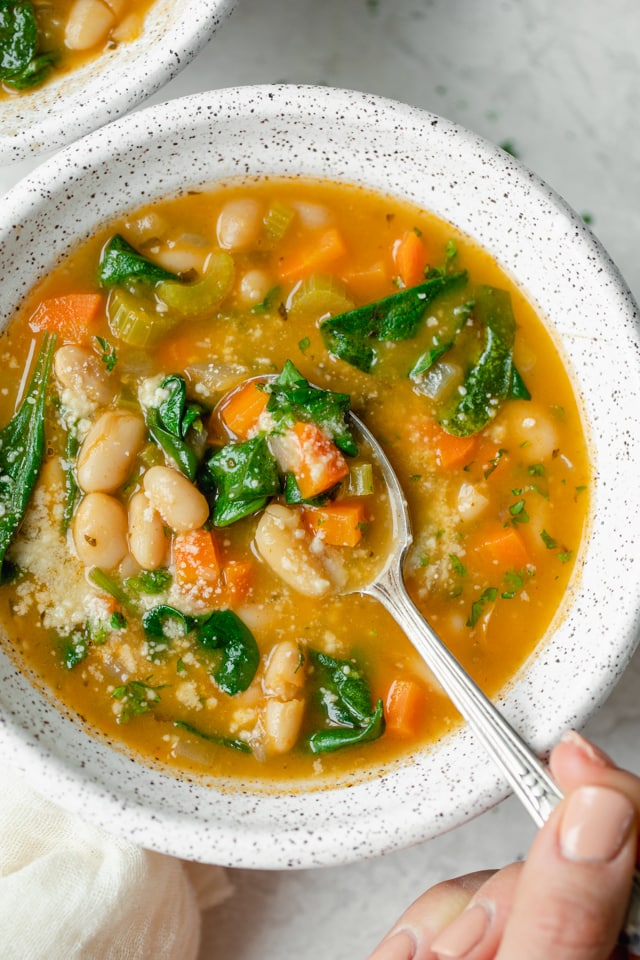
[1, 85, 639, 868]
[0, 0, 235, 164]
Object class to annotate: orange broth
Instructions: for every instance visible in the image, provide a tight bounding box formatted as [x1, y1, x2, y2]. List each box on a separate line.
[0, 179, 590, 785]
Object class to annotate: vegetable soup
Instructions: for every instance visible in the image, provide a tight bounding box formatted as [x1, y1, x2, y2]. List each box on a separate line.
[0, 179, 590, 784]
[0, 0, 154, 95]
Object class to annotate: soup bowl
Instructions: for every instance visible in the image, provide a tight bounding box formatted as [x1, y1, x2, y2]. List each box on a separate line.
[0, 0, 235, 164]
[0, 84, 639, 869]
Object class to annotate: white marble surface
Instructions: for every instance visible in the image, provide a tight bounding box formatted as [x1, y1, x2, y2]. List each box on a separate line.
[2, 1, 640, 957]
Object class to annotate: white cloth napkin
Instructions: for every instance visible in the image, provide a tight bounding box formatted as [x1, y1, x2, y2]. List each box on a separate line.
[0, 767, 233, 960]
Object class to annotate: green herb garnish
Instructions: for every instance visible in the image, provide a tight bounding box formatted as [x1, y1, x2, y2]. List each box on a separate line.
[112, 678, 164, 722]
[95, 335, 118, 372]
[466, 587, 498, 628]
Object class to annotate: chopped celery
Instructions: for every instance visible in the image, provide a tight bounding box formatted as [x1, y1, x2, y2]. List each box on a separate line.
[156, 252, 234, 317]
[348, 462, 374, 496]
[107, 287, 179, 347]
[263, 201, 295, 244]
[287, 274, 354, 322]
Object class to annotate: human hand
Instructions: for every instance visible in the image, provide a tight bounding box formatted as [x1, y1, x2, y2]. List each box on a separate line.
[367, 731, 640, 960]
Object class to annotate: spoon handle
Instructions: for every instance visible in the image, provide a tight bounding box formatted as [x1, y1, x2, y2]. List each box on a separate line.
[369, 566, 564, 825]
[369, 567, 640, 950]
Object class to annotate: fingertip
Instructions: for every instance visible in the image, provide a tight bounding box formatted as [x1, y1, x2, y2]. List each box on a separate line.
[550, 730, 614, 781]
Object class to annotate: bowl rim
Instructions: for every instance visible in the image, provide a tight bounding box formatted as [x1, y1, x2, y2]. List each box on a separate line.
[1, 83, 639, 868]
[0, 0, 236, 164]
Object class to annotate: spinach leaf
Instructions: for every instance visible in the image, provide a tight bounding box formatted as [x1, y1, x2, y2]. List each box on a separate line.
[145, 375, 206, 481]
[142, 605, 259, 695]
[306, 650, 385, 754]
[173, 720, 251, 754]
[142, 603, 196, 640]
[309, 699, 384, 754]
[195, 609, 260, 695]
[98, 234, 179, 287]
[312, 650, 375, 726]
[0, 1, 36, 79]
[409, 342, 453, 377]
[409, 300, 474, 378]
[0, 333, 55, 577]
[200, 435, 281, 527]
[4, 48, 56, 88]
[508, 365, 531, 401]
[320, 272, 467, 373]
[439, 286, 516, 437]
[266, 360, 357, 456]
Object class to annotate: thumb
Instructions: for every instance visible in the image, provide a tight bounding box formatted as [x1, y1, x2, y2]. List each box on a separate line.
[495, 782, 637, 960]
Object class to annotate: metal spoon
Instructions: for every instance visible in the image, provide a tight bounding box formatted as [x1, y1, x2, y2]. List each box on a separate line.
[347, 409, 640, 950]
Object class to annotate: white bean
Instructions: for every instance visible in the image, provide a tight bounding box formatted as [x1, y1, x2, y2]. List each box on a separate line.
[111, 13, 142, 43]
[128, 491, 168, 571]
[237, 269, 272, 307]
[254, 504, 333, 597]
[76, 410, 145, 494]
[143, 465, 209, 533]
[150, 240, 209, 276]
[262, 698, 305, 755]
[65, 0, 115, 50]
[54, 345, 114, 406]
[502, 401, 559, 464]
[72, 493, 128, 569]
[263, 640, 305, 700]
[216, 199, 262, 251]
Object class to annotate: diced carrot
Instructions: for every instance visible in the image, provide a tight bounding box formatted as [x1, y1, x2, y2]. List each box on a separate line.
[385, 677, 427, 737]
[219, 381, 269, 439]
[29, 293, 103, 342]
[421, 419, 479, 470]
[289, 421, 350, 499]
[478, 524, 529, 570]
[303, 501, 367, 547]
[223, 559, 255, 603]
[342, 260, 391, 301]
[173, 529, 222, 595]
[476, 441, 510, 483]
[278, 227, 347, 281]
[393, 229, 428, 288]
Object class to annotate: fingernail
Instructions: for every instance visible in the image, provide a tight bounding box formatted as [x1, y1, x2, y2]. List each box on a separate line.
[560, 730, 612, 767]
[367, 929, 417, 960]
[430, 903, 491, 958]
[560, 785, 635, 863]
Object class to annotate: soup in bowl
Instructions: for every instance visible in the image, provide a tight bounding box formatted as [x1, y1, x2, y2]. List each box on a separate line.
[0, 0, 235, 163]
[0, 85, 638, 868]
